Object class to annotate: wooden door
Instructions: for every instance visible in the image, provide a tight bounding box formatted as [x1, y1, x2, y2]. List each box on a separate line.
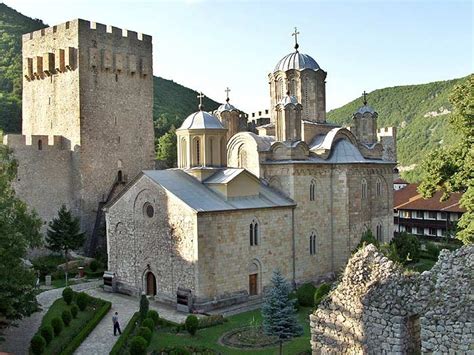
[249, 274, 258, 296]
[146, 272, 156, 296]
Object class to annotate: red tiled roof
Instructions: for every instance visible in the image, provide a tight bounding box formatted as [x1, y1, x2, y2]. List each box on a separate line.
[394, 184, 465, 212]
[394, 178, 408, 184]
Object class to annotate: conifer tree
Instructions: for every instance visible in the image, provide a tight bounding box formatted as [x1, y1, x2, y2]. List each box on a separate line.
[46, 205, 85, 286]
[261, 270, 303, 355]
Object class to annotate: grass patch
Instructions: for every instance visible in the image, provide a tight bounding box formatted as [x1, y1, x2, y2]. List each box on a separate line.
[148, 307, 312, 354]
[407, 257, 437, 272]
[31, 294, 110, 354]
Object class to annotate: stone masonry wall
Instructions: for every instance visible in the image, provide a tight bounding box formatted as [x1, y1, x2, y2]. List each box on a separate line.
[310, 244, 473, 354]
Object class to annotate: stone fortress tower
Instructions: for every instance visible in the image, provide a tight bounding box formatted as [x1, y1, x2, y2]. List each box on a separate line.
[4, 19, 155, 253]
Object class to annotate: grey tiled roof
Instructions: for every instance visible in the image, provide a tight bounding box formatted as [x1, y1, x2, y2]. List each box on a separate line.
[178, 110, 224, 130]
[274, 51, 320, 72]
[143, 169, 295, 212]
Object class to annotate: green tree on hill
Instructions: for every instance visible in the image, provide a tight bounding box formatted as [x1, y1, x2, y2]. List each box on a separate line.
[418, 75, 474, 244]
[46, 205, 85, 285]
[156, 129, 177, 168]
[0, 144, 42, 323]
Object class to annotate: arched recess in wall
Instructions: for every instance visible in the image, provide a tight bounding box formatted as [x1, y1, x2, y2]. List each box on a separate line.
[180, 137, 187, 168]
[38, 139, 43, 150]
[248, 258, 262, 296]
[375, 175, 389, 212]
[238, 144, 248, 169]
[361, 178, 368, 200]
[208, 137, 214, 166]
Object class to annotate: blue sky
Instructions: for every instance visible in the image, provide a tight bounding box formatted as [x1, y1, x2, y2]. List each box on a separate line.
[4, 0, 473, 113]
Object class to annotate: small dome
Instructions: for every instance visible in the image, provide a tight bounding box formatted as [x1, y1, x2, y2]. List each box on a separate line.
[278, 95, 300, 107]
[356, 105, 376, 115]
[179, 110, 224, 130]
[217, 102, 238, 113]
[274, 51, 320, 73]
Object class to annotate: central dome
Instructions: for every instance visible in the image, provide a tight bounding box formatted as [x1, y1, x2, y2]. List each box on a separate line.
[274, 51, 320, 73]
[179, 110, 224, 130]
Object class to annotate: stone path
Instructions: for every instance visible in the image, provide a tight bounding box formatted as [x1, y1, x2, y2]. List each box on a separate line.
[0, 280, 101, 355]
[74, 288, 197, 355]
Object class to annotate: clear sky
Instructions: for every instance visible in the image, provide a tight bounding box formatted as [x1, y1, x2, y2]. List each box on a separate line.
[4, 0, 473, 113]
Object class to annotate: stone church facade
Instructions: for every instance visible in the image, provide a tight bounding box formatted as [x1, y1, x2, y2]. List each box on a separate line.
[105, 36, 397, 311]
[3, 19, 155, 252]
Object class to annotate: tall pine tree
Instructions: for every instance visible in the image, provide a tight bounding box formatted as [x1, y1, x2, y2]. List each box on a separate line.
[261, 270, 303, 355]
[46, 205, 85, 286]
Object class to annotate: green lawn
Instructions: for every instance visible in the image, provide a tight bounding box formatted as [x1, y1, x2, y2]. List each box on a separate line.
[33, 295, 107, 354]
[407, 258, 437, 272]
[148, 307, 313, 355]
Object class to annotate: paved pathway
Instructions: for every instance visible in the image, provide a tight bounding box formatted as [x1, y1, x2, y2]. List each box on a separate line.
[74, 288, 197, 355]
[0, 281, 101, 355]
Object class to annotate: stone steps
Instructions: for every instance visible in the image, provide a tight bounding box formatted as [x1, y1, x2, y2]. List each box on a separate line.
[208, 297, 263, 317]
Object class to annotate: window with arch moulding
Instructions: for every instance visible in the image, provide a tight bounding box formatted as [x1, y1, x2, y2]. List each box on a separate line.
[376, 179, 382, 197]
[310, 180, 316, 201]
[249, 219, 259, 246]
[310, 232, 317, 255]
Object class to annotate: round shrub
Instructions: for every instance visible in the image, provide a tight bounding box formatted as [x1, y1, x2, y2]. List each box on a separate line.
[51, 317, 63, 336]
[89, 259, 99, 272]
[62, 287, 74, 305]
[40, 325, 53, 344]
[137, 326, 152, 345]
[142, 317, 155, 332]
[129, 336, 147, 355]
[146, 310, 159, 326]
[390, 232, 421, 264]
[185, 315, 199, 336]
[296, 283, 316, 307]
[314, 283, 331, 308]
[30, 334, 46, 355]
[76, 292, 89, 311]
[62, 309, 72, 326]
[70, 304, 79, 318]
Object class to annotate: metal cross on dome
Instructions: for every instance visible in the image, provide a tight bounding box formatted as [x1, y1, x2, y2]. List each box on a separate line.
[292, 27, 300, 51]
[225, 87, 231, 102]
[362, 90, 368, 105]
[197, 92, 205, 110]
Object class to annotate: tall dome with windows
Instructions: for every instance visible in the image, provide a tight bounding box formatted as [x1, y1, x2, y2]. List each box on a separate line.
[176, 94, 228, 170]
[269, 28, 327, 125]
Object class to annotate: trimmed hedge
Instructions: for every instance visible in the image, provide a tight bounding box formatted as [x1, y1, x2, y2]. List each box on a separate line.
[185, 315, 199, 336]
[137, 326, 152, 345]
[62, 287, 74, 305]
[40, 325, 53, 344]
[146, 309, 160, 326]
[314, 283, 331, 308]
[30, 334, 46, 355]
[60, 299, 111, 355]
[296, 283, 316, 307]
[76, 292, 89, 311]
[129, 336, 147, 355]
[70, 304, 78, 318]
[51, 317, 64, 336]
[110, 312, 140, 355]
[62, 309, 72, 326]
[198, 314, 226, 329]
[142, 317, 155, 332]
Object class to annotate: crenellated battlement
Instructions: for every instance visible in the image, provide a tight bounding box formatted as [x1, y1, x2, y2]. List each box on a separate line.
[377, 126, 396, 136]
[3, 134, 71, 151]
[23, 19, 151, 43]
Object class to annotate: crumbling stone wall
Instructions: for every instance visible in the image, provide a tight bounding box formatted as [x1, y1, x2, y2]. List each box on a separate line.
[310, 244, 473, 354]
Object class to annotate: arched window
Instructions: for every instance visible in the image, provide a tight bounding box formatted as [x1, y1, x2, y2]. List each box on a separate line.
[209, 137, 214, 166]
[376, 179, 382, 197]
[376, 224, 383, 242]
[250, 219, 259, 246]
[117, 170, 123, 182]
[362, 179, 368, 199]
[310, 180, 316, 201]
[310, 232, 317, 255]
[38, 139, 43, 150]
[196, 138, 201, 165]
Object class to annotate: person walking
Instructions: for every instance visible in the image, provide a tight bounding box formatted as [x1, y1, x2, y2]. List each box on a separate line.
[112, 311, 122, 336]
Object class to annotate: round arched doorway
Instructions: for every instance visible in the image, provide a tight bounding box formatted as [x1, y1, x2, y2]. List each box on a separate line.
[146, 272, 156, 296]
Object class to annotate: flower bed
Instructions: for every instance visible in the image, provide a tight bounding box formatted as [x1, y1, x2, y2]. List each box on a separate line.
[219, 326, 280, 349]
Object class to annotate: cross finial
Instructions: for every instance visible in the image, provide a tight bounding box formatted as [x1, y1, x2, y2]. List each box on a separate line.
[362, 90, 368, 105]
[197, 92, 205, 110]
[292, 27, 300, 51]
[225, 87, 231, 103]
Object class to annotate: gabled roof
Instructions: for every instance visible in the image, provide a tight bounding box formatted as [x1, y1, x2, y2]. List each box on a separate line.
[139, 169, 295, 213]
[203, 168, 257, 184]
[394, 183, 465, 212]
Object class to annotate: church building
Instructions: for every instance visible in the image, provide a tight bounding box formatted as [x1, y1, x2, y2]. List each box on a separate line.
[105, 30, 396, 311]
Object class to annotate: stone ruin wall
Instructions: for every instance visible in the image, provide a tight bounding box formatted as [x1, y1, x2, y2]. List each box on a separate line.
[310, 244, 473, 354]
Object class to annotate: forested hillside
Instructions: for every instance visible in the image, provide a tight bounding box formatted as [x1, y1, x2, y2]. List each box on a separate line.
[0, 3, 46, 132]
[327, 76, 471, 181]
[0, 3, 220, 139]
